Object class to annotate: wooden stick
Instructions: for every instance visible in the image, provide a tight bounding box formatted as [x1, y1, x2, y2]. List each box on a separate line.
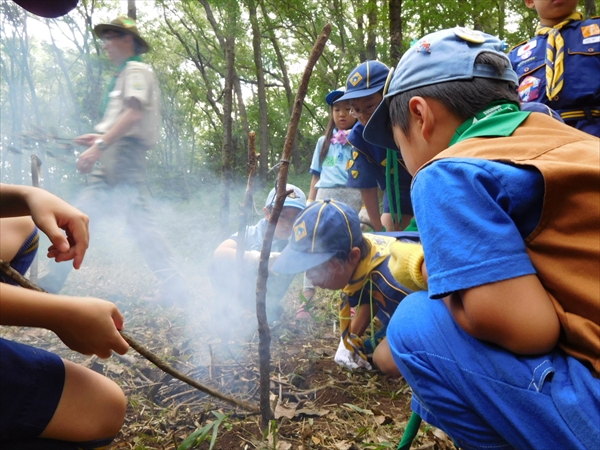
[254, 23, 332, 427]
[0, 260, 260, 414]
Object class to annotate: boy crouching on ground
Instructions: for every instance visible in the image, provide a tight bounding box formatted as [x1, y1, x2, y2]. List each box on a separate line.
[272, 199, 425, 374]
[363, 26, 599, 449]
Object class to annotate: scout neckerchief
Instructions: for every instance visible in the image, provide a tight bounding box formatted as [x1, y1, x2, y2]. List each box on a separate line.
[535, 12, 583, 100]
[100, 55, 143, 115]
[450, 101, 530, 146]
[339, 234, 396, 357]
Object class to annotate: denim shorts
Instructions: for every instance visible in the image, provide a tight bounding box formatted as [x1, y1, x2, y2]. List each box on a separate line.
[0, 338, 65, 439]
[386, 291, 600, 450]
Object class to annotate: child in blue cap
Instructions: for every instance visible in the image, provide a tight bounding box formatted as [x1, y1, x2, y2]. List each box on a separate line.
[272, 199, 425, 373]
[364, 26, 599, 449]
[211, 184, 306, 322]
[509, 0, 600, 137]
[335, 60, 414, 232]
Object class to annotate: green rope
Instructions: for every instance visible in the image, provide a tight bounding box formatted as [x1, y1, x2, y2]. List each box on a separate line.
[397, 412, 422, 450]
[385, 149, 402, 230]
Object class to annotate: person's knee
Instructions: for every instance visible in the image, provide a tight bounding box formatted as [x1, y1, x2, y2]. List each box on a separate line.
[373, 339, 401, 377]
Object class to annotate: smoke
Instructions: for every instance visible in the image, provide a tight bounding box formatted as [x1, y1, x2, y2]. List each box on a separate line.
[35, 174, 288, 364]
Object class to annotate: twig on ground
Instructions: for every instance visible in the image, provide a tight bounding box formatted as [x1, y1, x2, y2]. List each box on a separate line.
[0, 260, 260, 414]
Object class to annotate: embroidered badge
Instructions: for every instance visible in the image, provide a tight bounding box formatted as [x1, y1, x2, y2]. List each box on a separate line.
[131, 70, 145, 90]
[349, 71, 363, 86]
[346, 159, 354, 170]
[381, 158, 387, 167]
[581, 24, 600, 38]
[293, 221, 307, 241]
[351, 170, 359, 179]
[352, 151, 359, 159]
[517, 40, 537, 57]
[518, 76, 541, 102]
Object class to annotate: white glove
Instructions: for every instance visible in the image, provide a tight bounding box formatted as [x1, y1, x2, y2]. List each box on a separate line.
[334, 337, 372, 370]
[245, 250, 280, 271]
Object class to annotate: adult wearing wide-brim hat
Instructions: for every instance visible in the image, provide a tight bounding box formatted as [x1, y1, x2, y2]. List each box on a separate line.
[94, 16, 150, 54]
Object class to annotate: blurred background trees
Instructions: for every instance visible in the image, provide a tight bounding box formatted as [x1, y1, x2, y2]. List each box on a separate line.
[1, 0, 597, 204]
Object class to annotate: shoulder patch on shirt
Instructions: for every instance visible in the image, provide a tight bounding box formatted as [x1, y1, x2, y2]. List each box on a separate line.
[518, 76, 541, 102]
[352, 150, 359, 160]
[130, 69, 146, 90]
[346, 159, 354, 170]
[351, 170, 359, 179]
[517, 39, 537, 57]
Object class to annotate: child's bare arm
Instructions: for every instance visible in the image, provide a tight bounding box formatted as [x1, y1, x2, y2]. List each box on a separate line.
[443, 274, 560, 354]
[350, 302, 380, 337]
[0, 183, 89, 269]
[0, 283, 129, 358]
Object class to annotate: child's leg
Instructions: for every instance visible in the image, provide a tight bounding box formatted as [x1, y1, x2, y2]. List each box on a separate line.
[40, 359, 126, 442]
[386, 291, 600, 450]
[372, 338, 401, 377]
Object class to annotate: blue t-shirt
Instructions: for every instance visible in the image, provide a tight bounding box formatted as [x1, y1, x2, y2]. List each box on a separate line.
[346, 122, 387, 190]
[508, 17, 600, 137]
[310, 133, 355, 188]
[412, 158, 544, 299]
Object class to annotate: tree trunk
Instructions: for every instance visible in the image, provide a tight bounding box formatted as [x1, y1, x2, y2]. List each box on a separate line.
[584, 0, 596, 17]
[389, 0, 403, 62]
[366, 0, 378, 60]
[248, 0, 270, 180]
[220, 32, 235, 234]
[128, 0, 137, 20]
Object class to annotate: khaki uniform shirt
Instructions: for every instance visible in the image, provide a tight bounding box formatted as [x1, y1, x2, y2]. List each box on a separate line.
[95, 61, 160, 148]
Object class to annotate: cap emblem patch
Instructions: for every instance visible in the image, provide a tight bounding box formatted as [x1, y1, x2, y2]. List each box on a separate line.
[349, 71, 363, 86]
[294, 221, 308, 241]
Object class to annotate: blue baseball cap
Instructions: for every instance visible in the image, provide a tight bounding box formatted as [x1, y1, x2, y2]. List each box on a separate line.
[325, 87, 346, 106]
[265, 184, 306, 211]
[334, 60, 390, 103]
[363, 27, 519, 151]
[271, 199, 363, 274]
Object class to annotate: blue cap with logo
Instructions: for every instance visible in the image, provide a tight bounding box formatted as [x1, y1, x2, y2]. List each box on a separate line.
[271, 199, 363, 274]
[325, 87, 346, 106]
[265, 184, 307, 211]
[363, 27, 519, 151]
[334, 60, 390, 103]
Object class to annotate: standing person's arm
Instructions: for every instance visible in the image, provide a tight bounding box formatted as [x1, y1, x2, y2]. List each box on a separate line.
[76, 98, 143, 174]
[361, 188, 383, 231]
[308, 174, 320, 202]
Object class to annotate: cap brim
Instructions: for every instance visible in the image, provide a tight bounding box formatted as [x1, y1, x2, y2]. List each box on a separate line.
[271, 247, 335, 274]
[363, 101, 399, 151]
[334, 85, 384, 103]
[93, 24, 150, 54]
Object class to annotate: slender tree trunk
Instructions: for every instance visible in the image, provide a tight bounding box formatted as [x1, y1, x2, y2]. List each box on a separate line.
[220, 32, 235, 233]
[584, 0, 596, 17]
[389, 0, 403, 62]
[128, 0, 137, 20]
[365, 0, 377, 60]
[248, 0, 269, 180]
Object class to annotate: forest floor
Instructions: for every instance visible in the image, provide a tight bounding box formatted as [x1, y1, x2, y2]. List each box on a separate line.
[2, 190, 455, 450]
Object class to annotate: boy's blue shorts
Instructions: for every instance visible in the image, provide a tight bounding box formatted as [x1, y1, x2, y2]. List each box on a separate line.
[0, 338, 65, 439]
[387, 291, 600, 450]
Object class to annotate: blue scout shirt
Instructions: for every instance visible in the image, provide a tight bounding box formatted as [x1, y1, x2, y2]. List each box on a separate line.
[509, 17, 600, 137]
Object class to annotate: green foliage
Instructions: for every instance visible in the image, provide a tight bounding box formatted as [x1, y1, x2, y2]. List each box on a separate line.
[177, 411, 229, 450]
[1, 0, 567, 197]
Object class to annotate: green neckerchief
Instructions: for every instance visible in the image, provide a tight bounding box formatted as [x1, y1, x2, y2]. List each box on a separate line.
[100, 55, 143, 115]
[450, 101, 530, 146]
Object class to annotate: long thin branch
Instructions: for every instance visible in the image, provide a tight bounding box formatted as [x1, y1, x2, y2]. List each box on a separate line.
[0, 260, 259, 413]
[254, 23, 332, 427]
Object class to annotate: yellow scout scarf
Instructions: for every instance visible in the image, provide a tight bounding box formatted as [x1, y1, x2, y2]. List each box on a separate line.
[535, 12, 583, 100]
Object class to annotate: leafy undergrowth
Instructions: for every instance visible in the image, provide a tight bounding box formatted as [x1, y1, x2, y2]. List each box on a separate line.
[4, 195, 456, 449]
